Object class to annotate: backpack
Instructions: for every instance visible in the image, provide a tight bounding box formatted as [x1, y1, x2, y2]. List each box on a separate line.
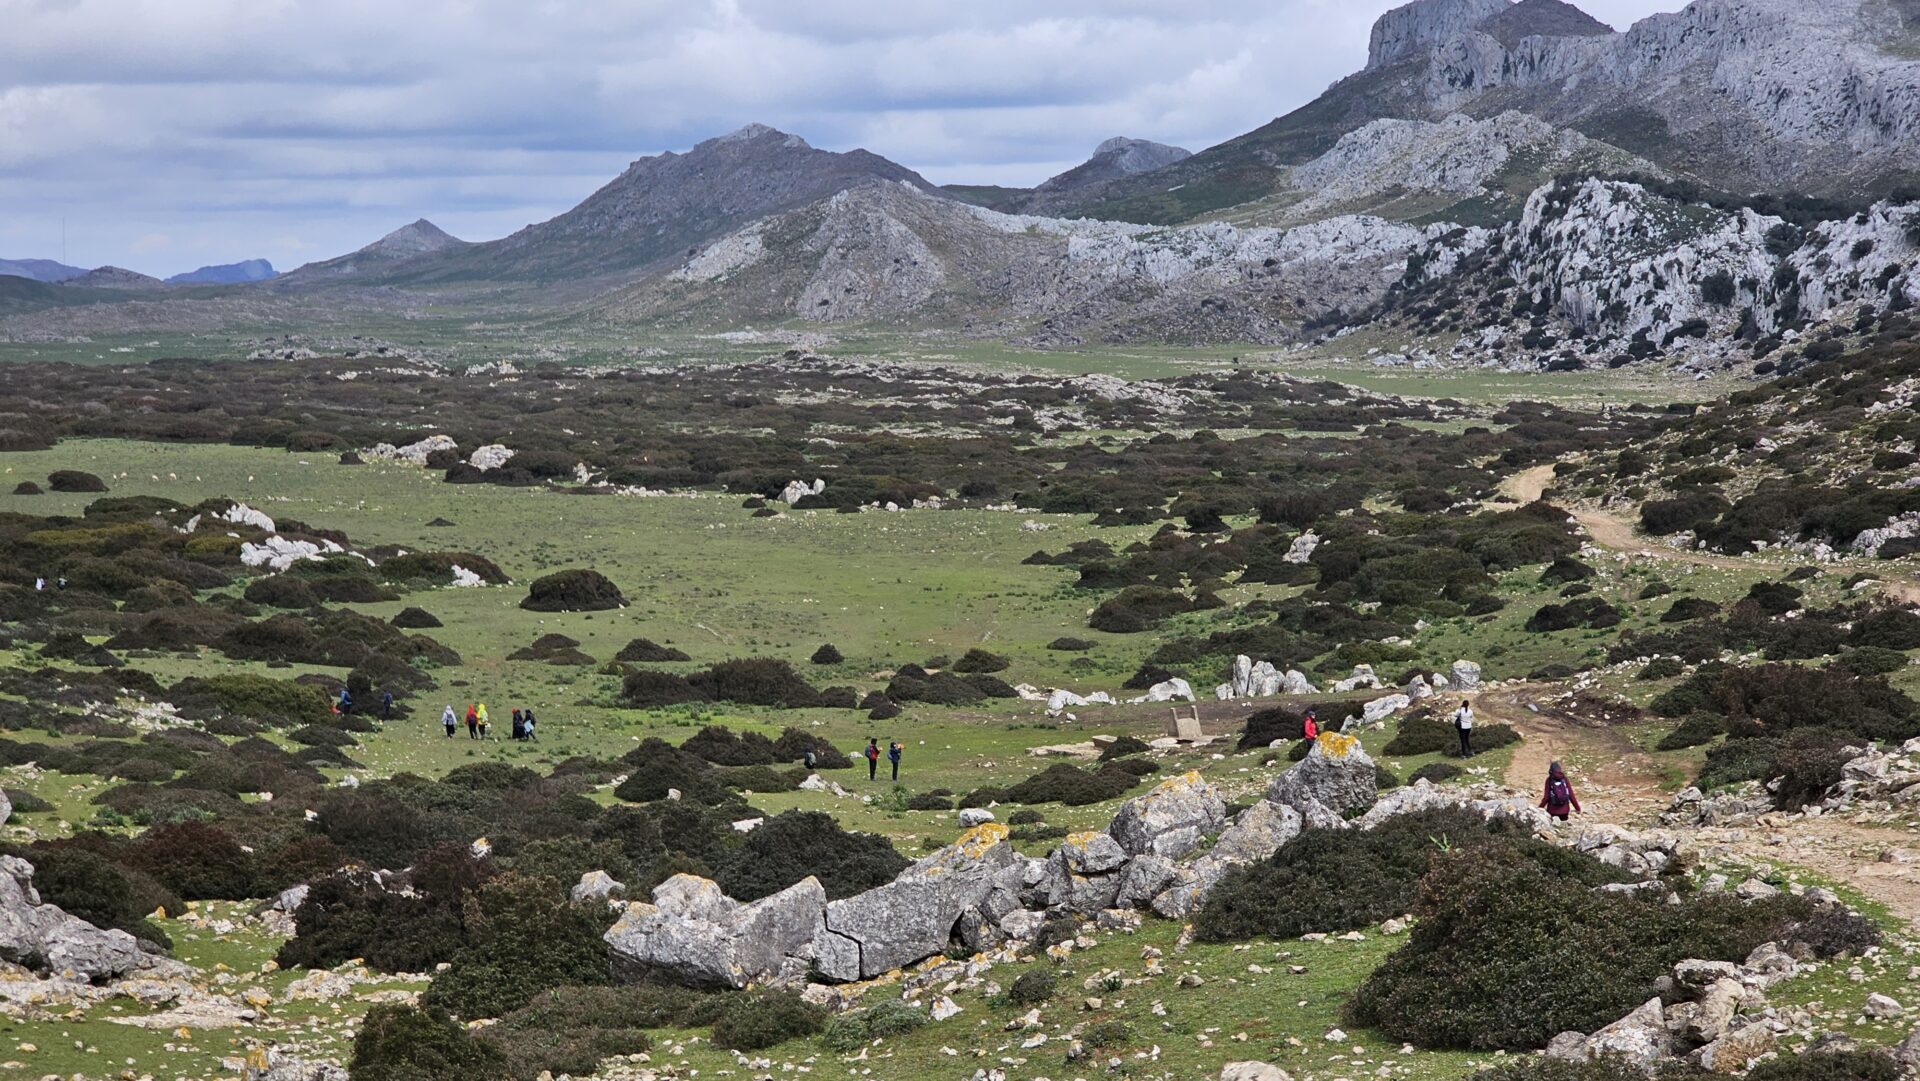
[1546, 776, 1573, 809]
[866, 744, 880, 761]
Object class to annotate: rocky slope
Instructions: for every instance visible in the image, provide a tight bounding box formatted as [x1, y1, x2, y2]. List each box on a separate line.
[67, 266, 164, 290]
[598, 179, 1480, 345]
[1049, 0, 1920, 224]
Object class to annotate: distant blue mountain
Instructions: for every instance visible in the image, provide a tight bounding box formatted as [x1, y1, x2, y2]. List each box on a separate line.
[166, 259, 276, 284]
[0, 257, 89, 283]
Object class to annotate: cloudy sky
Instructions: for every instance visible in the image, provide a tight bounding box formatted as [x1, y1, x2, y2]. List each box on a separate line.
[1, 0, 1689, 277]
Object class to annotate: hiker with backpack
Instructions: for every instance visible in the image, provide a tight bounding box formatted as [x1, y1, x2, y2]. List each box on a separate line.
[1302, 708, 1319, 741]
[441, 705, 458, 739]
[865, 738, 881, 781]
[888, 740, 903, 782]
[1452, 699, 1475, 758]
[523, 708, 537, 742]
[1541, 762, 1582, 822]
[511, 708, 525, 741]
[465, 703, 479, 740]
[337, 688, 353, 716]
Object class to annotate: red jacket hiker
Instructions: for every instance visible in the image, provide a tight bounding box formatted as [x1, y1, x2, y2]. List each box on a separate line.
[1302, 712, 1319, 741]
[1540, 763, 1582, 819]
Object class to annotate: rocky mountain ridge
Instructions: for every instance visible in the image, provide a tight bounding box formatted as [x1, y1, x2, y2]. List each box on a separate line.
[167, 258, 276, 285]
[0, 258, 87, 283]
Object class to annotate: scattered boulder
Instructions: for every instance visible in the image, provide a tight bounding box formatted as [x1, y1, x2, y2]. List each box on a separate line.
[1267, 733, 1378, 822]
[571, 871, 626, 906]
[1450, 660, 1484, 690]
[1150, 800, 1302, 919]
[815, 824, 1020, 982]
[606, 874, 827, 990]
[1223, 1064, 1293, 1081]
[1547, 998, 1670, 1073]
[1695, 1021, 1775, 1074]
[1107, 772, 1227, 859]
[0, 856, 189, 982]
[958, 808, 996, 829]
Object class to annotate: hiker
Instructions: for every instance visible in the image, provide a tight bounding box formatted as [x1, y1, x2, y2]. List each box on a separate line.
[476, 703, 490, 738]
[441, 705, 457, 738]
[337, 688, 353, 716]
[1453, 699, 1475, 758]
[511, 708, 525, 741]
[888, 740, 903, 782]
[865, 738, 881, 781]
[465, 703, 479, 740]
[1540, 761, 1582, 822]
[803, 746, 817, 771]
[34, 577, 44, 592]
[1302, 708, 1319, 741]
[381, 691, 394, 721]
[523, 708, 537, 741]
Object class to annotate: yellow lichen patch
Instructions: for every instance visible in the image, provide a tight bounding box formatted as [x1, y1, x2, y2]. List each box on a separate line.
[1065, 830, 1104, 847]
[1153, 770, 1205, 794]
[955, 822, 1010, 857]
[1317, 732, 1361, 759]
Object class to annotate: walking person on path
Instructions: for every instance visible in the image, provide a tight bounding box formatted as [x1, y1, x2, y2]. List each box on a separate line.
[523, 708, 537, 742]
[381, 691, 394, 722]
[1452, 699, 1475, 758]
[337, 688, 353, 716]
[465, 704, 479, 740]
[865, 738, 880, 781]
[511, 709, 525, 741]
[888, 740, 902, 782]
[476, 703, 490, 740]
[441, 705, 457, 739]
[1540, 761, 1583, 822]
[1302, 708, 1318, 741]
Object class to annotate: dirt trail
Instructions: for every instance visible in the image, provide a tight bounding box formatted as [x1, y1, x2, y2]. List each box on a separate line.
[1498, 465, 1920, 596]
[1477, 683, 1920, 924]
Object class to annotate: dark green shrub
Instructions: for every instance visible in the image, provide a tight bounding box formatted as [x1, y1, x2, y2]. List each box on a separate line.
[1468, 1059, 1671, 1081]
[1746, 1050, 1898, 1081]
[820, 1000, 929, 1052]
[393, 607, 444, 629]
[1088, 586, 1191, 633]
[1770, 729, 1870, 809]
[19, 845, 179, 949]
[244, 576, 321, 609]
[1661, 597, 1721, 623]
[709, 992, 828, 1051]
[1001, 762, 1144, 806]
[1346, 847, 1810, 1051]
[1852, 608, 1920, 650]
[484, 986, 656, 1081]
[1638, 657, 1687, 680]
[378, 552, 508, 586]
[905, 793, 952, 811]
[1784, 906, 1883, 959]
[681, 725, 782, 766]
[771, 728, 852, 769]
[616, 638, 690, 663]
[1408, 763, 1463, 785]
[689, 658, 822, 708]
[48, 470, 108, 493]
[1383, 716, 1519, 757]
[348, 1004, 507, 1081]
[129, 821, 257, 900]
[1640, 493, 1729, 536]
[1047, 637, 1093, 652]
[421, 875, 614, 1021]
[621, 669, 705, 708]
[714, 811, 908, 902]
[809, 643, 844, 665]
[1656, 713, 1724, 751]
[1008, 969, 1055, 1006]
[520, 570, 626, 613]
[953, 648, 1010, 673]
[1745, 581, 1805, 615]
[1099, 735, 1152, 760]
[1525, 598, 1621, 633]
[1539, 558, 1594, 585]
[1195, 810, 1610, 943]
[1836, 647, 1911, 677]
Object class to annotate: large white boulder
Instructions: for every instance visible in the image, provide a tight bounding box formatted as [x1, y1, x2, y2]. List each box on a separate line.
[1108, 772, 1227, 859]
[606, 874, 826, 990]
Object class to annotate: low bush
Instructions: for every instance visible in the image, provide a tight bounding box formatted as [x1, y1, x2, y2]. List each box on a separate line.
[1008, 969, 1055, 1006]
[1046, 637, 1093, 652]
[1088, 586, 1192, 633]
[244, 576, 320, 609]
[1661, 597, 1722, 623]
[420, 874, 614, 1021]
[1383, 715, 1519, 757]
[953, 648, 1010, 673]
[128, 821, 257, 900]
[520, 570, 626, 613]
[392, 607, 444, 629]
[1638, 656, 1687, 680]
[485, 986, 657, 1081]
[15, 845, 179, 949]
[1099, 735, 1152, 760]
[348, 1004, 507, 1081]
[1000, 762, 1144, 807]
[1836, 647, 1911, 677]
[1408, 763, 1463, 785]
[1746, 1050, 1899, 1081]
[621, 668, 705, 708]
[1655, 713, 1724, 751]
[689, 658, 822, 708]
[820, 1000, 929, 1052]
[1346, 847, 1811, 1051]
[709, 992, 828, 1051]
[1525, 598, 1621, 633]
[713, 811, 908, 902]
[1853, 608, 1920, 650]
[1195, 809, 1612, 943]
[617, 638, 691, 663]
[48, 470, 108, 493]
[809, 643, 844, 665]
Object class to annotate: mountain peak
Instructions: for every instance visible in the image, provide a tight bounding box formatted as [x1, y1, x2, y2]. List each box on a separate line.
[366, 219, 464, 257]
[703, 123, 812, 151]
[1368, 0, 1512, 69]
[167, 258, 276, 285]
[1088, 137, 1194, 175]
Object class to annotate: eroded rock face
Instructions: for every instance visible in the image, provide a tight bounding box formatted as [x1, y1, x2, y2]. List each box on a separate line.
[1547, 997, 1671, 1073]
[605, 874, 826, 990]
[1150, 801, 1302, 919]
[1108, 772, 1228, 859]
[816, 824, 1021, 982]
[0, 857, 188, 983]
[1267, 733, 1379, 821]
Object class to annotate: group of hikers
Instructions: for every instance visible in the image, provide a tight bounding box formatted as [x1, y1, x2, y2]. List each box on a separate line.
[436, 703, 539, 741]
[1301, 699, 1582, 822]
